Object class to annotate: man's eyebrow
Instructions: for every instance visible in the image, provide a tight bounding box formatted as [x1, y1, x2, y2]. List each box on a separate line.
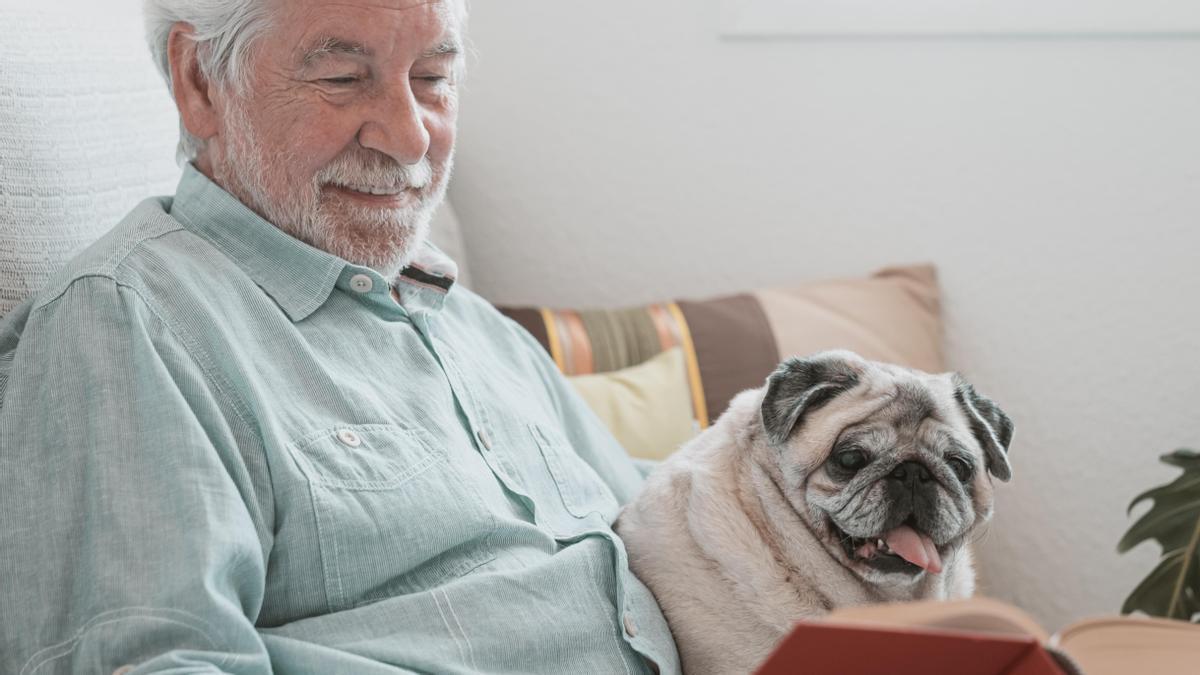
[301, 37, 372, 66]
[300, 36, 461, 65]
[420, 36, 463, 59]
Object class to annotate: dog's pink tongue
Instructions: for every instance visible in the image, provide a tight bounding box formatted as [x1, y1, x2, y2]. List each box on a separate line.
[884, 525, 943, 574]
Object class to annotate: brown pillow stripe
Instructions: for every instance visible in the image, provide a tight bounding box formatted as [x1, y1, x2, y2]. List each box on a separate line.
[675, 294, 780, 429]
[501, 307, 550, 348]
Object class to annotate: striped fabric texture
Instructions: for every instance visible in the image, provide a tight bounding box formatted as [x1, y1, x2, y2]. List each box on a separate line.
[500, 265, 945, 432]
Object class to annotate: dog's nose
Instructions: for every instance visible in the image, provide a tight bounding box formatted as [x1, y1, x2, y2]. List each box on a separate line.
[889, 461, 932, 487]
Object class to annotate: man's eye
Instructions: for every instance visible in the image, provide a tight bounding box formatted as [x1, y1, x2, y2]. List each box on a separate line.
[416, 76, 448, 84]
[320, 76, 360, 85]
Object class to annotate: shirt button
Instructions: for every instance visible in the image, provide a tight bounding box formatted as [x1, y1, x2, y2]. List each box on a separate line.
[623, 612, 638, 638]
[477, 429, 494, 451]
[350, 274, 374, 293]
[336, 429, 362, 447]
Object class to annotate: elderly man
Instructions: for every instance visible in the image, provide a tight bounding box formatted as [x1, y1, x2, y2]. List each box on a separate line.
[0, 1, 680, 673]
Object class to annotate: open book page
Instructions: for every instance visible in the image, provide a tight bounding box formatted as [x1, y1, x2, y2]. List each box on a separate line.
[1049, 616, 1200, 675]
[827, 597, 1050, 641]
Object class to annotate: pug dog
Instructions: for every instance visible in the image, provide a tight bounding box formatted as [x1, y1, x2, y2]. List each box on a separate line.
[614, 350, 1013, 675]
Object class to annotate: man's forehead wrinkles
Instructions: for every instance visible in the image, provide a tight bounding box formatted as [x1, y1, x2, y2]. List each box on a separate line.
[321, 0, 450, 14]
[286, 0, 463, 62]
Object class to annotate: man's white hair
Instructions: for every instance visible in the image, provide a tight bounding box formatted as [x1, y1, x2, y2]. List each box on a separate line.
[144, 0, 274, 164]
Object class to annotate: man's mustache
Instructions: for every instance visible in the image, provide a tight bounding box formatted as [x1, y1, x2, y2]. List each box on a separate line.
[316, 152, 434, 192]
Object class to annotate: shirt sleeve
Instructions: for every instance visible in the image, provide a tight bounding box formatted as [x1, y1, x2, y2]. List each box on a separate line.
[501, 315, 647, 506]
[0, 277, 272, 674]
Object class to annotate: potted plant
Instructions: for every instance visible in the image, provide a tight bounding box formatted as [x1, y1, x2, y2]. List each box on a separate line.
[1118, 449, 1200, 622]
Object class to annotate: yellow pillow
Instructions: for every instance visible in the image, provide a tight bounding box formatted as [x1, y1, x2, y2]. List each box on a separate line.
[568, 347, 698, 461]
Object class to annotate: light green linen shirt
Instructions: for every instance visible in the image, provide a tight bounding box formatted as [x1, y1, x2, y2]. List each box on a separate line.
[0, 165, 680, 675]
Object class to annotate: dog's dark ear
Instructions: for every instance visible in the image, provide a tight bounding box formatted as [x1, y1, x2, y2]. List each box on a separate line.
[760, 353, 861, 447]
[952, 375, 1015, 482]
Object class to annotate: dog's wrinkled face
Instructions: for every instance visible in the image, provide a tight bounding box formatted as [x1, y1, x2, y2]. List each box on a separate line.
[759, 351, 1014, 584]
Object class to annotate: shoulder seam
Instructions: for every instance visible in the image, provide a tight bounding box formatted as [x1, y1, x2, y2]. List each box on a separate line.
[31, 273, 119, 313]
[32, 224, 186, 313]
[102, 220, 186, 277]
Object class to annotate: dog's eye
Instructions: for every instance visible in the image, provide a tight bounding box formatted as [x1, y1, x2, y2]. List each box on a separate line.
[833, 449, 868, 472]
[948, 457, 973, 482]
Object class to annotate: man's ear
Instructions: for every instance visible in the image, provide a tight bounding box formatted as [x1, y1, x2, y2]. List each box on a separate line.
[952, 375, 1015, 482]
[167, 23, 219, 149]
[760, 352, 862, 447]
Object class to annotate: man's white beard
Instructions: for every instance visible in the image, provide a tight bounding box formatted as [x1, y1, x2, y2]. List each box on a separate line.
[216, 98, 451, 280]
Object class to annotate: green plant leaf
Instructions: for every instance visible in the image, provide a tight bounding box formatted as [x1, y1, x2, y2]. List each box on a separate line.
[1121, 549, 1200, 620]
[1118, 449, 1200, 621]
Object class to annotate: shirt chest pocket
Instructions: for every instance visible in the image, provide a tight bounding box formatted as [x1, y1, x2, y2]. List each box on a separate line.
[528, 423, 620, 534]
[286, 424, 497, 611]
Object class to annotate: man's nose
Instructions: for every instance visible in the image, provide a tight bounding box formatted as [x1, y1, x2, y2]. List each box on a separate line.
[356, 81, 431, 165]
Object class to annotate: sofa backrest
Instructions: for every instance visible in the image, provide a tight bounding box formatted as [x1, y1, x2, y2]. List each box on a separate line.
[0, 1, 182, 317]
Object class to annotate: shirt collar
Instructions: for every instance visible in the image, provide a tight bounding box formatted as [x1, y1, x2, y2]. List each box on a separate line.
[394, 242, 459, 313]
[169, 164, 458, 321]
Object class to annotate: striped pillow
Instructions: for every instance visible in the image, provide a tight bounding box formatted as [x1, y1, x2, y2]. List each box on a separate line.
[500, 265, 943, 433]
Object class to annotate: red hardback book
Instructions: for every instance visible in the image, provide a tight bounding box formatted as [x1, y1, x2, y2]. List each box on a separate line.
[754, 597, 1200, 675]
[756, 621, 1068, 675]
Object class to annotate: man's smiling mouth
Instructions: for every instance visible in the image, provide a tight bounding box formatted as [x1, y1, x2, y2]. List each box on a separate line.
[324, 183, 423, 207]
[328, 182, 409, 197]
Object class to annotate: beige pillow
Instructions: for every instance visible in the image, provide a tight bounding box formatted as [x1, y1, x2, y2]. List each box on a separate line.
[754, 265, 943, 374]
[568, 348, 697, 461]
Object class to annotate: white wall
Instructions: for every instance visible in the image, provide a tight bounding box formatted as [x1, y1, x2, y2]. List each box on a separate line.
[450, 2, 1200, 629]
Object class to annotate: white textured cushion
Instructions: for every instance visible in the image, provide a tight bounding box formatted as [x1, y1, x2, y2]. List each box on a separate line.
[0, 1, 471, 316]
[0, 2, 182, 316]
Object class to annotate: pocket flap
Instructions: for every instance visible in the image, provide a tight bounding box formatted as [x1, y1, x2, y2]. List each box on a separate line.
[288, 424, 442, 490]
